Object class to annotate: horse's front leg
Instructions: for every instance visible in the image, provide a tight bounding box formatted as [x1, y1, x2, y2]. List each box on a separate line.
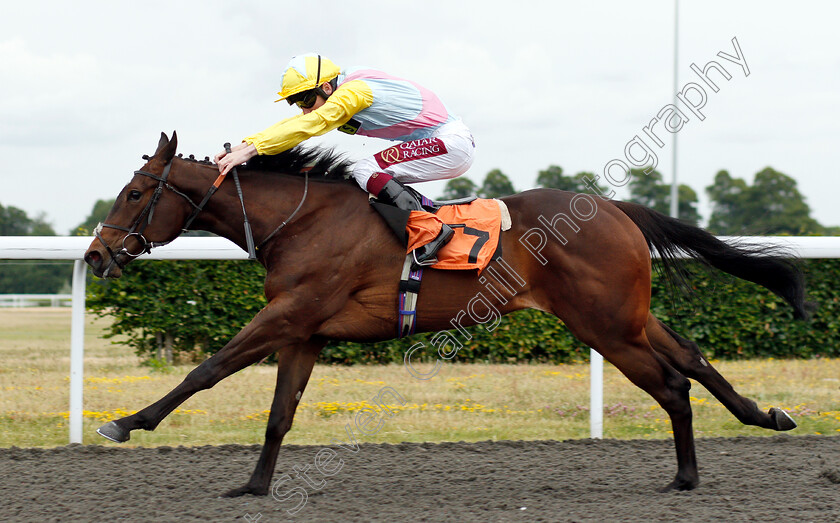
[223, 337, 326, 497]
[97, 302, 313, 443]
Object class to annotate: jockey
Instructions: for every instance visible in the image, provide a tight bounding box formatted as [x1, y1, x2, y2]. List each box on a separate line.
[215, 53, 475, 266]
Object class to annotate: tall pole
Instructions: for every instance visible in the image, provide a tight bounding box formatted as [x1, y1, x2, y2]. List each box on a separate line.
[70, 260, 86, 444]
[670, 0, 679, 219]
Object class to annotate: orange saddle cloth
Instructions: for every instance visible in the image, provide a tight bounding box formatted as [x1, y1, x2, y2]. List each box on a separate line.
[405, 198, 503, 272]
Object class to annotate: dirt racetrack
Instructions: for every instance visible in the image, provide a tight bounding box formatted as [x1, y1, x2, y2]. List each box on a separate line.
[1, 435, 838, 522]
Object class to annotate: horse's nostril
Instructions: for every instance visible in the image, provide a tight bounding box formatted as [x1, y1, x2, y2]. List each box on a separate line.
[85, 250, 102, 269]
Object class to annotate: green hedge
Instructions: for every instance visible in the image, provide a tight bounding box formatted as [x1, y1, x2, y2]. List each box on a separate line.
[88, 259, 840, 364]
[320, 308, 591, 365]
[87, 260, 268, 360]
[322, 259, 840, 363]
[647, 259, 839, 360]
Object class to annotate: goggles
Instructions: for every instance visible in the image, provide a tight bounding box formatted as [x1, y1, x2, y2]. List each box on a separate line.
[289, 89, 319, 109]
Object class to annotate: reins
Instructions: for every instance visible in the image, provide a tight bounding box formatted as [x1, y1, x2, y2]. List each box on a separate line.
[225, 143, 257, 260]
[95, 148, 311, 276]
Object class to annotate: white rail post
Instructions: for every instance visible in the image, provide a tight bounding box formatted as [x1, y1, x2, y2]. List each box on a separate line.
[590, 349, 604, 439]
[69, 260, 86, 444]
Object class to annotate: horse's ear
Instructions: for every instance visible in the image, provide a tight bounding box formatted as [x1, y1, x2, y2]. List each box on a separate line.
[154, 131, 178, 163]
[156, 132, 169, 153]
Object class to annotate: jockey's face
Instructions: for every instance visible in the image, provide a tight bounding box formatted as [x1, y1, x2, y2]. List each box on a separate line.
[300, 82, 333, 115]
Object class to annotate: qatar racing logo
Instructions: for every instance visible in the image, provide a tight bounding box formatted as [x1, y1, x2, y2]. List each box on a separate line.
[375, 138, 448, 169]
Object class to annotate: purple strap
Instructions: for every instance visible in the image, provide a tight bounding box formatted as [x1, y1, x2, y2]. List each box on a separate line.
[398, 267, 424, 338]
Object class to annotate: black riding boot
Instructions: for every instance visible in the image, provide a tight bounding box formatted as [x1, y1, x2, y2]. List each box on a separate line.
[376, 179, 454, 266]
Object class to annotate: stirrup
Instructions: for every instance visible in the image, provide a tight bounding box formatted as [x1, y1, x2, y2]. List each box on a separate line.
[410, 225, 454, 268]
[412, 249, 439, 267]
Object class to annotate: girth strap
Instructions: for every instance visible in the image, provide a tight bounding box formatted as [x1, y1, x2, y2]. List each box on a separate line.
[397, 254, 424, 338]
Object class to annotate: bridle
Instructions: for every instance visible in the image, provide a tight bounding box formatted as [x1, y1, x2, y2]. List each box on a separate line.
[94, 154, 309, 277]
[94, 159, 203, 277]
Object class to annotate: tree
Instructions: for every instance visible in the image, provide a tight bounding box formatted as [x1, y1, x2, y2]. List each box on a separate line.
[675, 184, 701, 225]
[73, 198, 115, 235]
[0, 203, 71, 293]
[628, 169, 701, 225]
[87, 259, 267, 363]
[535, 165, 568, 190]
[0, 204, 55, 236]
[536, 165, 610, 195]
[439, 177, 478, 200]
[479, 169, 515, 198]
[706, 167, 822, 235]
[705, 170, 747, 234]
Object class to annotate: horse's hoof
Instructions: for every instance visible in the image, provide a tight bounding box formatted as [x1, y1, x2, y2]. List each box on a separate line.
[97, 421, 130, 443]
[221, 485, 268, 498]
[770, 407, 797, 431]
[658, 475, 698, 493]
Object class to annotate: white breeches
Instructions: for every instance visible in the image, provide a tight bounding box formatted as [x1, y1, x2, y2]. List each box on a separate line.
[351, 119, 475, 189]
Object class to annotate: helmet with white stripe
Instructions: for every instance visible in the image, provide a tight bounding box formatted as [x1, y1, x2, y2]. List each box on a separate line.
[276, 54, 341, 102]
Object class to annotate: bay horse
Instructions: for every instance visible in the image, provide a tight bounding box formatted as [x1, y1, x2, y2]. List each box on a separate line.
[85, 132, 808, 497]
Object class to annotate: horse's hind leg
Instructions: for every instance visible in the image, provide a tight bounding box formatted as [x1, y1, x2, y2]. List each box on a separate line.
[646, 314, 796, 431]
[595, 337, 699, 491]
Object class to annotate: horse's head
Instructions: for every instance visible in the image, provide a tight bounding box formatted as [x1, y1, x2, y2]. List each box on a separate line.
[85, 131, 191, 278]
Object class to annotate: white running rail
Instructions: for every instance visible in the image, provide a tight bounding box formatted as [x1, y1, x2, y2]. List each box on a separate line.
[0, 294, 73, 307]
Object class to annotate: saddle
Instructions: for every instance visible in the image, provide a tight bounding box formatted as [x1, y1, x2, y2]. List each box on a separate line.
[371, 192, 508, 271]
[371, 193, 511, 337]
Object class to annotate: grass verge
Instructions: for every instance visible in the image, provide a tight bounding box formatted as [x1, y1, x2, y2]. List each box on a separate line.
[1, 308, 838, 447]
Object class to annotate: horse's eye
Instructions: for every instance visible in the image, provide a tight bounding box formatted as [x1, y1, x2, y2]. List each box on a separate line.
[128, 190, 143, 202]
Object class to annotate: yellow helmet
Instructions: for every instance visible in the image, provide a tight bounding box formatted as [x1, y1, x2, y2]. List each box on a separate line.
[276, 54, 341, 101]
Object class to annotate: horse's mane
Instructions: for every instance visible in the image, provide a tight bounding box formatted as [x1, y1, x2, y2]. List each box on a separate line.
[173, 145, 354, 183]
[243, 146, 354, 183]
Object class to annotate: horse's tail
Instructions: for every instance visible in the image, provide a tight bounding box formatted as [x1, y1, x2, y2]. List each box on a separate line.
[611, 200, 811, 320]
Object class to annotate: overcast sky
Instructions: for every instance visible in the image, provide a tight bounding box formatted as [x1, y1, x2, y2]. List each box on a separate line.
[2, 1, 839, 235]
